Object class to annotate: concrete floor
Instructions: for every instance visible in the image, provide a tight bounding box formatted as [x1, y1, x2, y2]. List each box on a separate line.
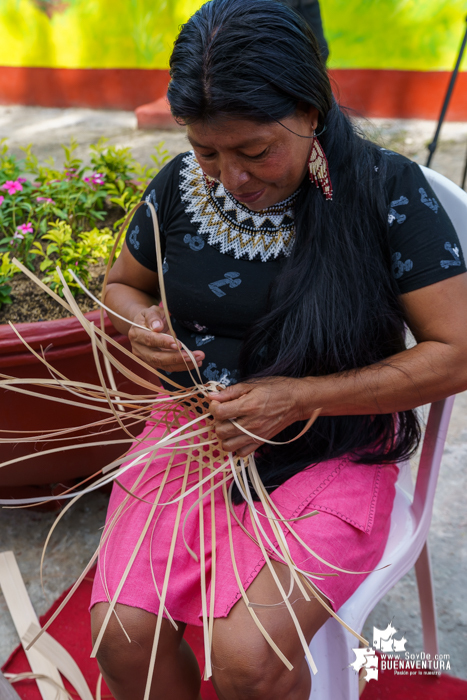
[0, 105, 190, 169]
[0, 106, 466, 681]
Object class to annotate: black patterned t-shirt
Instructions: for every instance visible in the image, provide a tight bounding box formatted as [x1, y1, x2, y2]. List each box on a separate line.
[125, 150, 466, 388]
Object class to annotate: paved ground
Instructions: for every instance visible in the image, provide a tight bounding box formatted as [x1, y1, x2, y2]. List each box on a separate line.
[0, 106, 466, 682]
[0, 105, 190, 170]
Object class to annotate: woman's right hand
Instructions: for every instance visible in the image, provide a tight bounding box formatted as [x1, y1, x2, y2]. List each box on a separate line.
[128, 305, 205, 372]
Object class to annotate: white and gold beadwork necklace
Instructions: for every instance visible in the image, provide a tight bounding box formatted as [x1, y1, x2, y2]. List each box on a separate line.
[179, 151, 298, 262]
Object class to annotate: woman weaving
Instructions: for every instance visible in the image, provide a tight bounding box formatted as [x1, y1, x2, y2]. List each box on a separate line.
[90, 0, 467, 698]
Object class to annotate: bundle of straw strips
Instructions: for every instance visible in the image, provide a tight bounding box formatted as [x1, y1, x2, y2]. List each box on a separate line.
[0, 203, 368, 699]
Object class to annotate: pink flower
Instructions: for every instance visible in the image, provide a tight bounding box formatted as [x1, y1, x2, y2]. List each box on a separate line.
[10, 231, 24, 244]
[36, 196, 56, 205]
[0, 196, 4, 206]
[17, 177, 27, 184]
[84, 172, 105, 186]
[2, 180, 23, 195]
[17, 222, 33, 235]
[65, 168, 78, 180]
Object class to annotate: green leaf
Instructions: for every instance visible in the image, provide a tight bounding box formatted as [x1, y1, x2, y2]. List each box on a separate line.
[0, 281, 13, 307]
[46, 243, 58, 256]
[0, 136, 170, 297]
[51, 208, 68, 219]
[40, 259, 53, 272]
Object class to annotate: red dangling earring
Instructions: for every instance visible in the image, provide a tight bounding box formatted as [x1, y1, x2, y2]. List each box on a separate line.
[308, 132, 333, 201]
[203, 172, 217, 191]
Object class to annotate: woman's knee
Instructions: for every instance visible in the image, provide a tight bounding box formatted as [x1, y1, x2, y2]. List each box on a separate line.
[91, 603, 147, 680]
[211, 625, 310, 700]
[212, 648, 309, 700]
[211, 561, 329, 699]
[90, 602, 183, 682]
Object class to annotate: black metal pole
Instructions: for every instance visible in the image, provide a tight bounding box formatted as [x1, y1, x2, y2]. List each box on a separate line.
[462, 145, 467, 190]
[426, 15, 467, 168]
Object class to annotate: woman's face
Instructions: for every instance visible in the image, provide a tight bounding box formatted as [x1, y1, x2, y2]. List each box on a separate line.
[187, 108, 319, 211]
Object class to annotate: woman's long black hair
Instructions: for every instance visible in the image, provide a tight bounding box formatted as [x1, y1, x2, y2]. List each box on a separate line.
[168, 0, 421, 499]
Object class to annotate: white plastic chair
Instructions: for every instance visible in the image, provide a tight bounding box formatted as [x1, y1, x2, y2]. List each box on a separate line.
[308, 165, 467, 699]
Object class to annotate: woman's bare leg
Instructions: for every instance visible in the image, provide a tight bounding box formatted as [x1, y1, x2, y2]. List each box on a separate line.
[91, 603, 202, 700]
[211, 561, 332, 700]
[91, 561, 332, 700]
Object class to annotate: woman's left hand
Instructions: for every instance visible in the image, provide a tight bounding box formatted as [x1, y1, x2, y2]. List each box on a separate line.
[209, 377, 306, 457]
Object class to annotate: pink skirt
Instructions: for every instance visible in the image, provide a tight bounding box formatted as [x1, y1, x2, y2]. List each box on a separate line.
[91, 413, 398, 623]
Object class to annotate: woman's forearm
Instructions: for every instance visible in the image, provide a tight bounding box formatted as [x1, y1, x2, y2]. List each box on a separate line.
[104, 282, 159, 336]
[297, 340, 467, 419]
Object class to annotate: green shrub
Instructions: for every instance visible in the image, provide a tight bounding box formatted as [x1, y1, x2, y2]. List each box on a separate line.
[0, 138, 170, 308]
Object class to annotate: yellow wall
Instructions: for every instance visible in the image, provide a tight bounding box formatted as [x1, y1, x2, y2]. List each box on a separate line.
[0, 0, 466, 72]
[0, 0, 200, 69]
[323, 0, 467, 72]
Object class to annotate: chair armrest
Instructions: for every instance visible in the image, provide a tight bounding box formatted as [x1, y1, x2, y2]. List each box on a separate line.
[412, 396, 455, 526]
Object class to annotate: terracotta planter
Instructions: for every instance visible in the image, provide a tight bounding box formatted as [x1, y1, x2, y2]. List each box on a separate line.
[0, 310, 153, 487]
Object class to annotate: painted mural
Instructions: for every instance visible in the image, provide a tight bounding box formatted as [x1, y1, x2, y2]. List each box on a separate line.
[1, 0, 466, 72]
[323, 0, 467, 72]
[0, 0, 200, 69]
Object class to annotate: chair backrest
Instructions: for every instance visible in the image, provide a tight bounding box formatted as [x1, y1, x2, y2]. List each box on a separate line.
[411, 166, 467, 530]
[308, 167, 466, 700]
[419, 164, 467, 251]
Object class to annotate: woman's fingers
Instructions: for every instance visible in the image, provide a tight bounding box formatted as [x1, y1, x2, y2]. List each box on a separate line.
[213, 419, 239, 440]
[236, 443, 261, 458]
[128, 305, 206, 372]
[210, 383, 251, 403]
[132, 328, 180, 352]
[138, 305, 168, 332]
[210, 394, 250, 422]
[132, 345, 205, 371]
[210, 377, 303, 452]
[221, 434, 262, 455]
[213, 415, 266, 454]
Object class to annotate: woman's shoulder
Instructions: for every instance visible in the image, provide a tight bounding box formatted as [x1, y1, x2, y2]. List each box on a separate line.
[124, 152, 190, 272]
[351, 142, 428, 209]
[374, 147, 421, 187]
[373, 148, 447, 224]
[141, 151, 190, 203]
[375, 149, 466, 293]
